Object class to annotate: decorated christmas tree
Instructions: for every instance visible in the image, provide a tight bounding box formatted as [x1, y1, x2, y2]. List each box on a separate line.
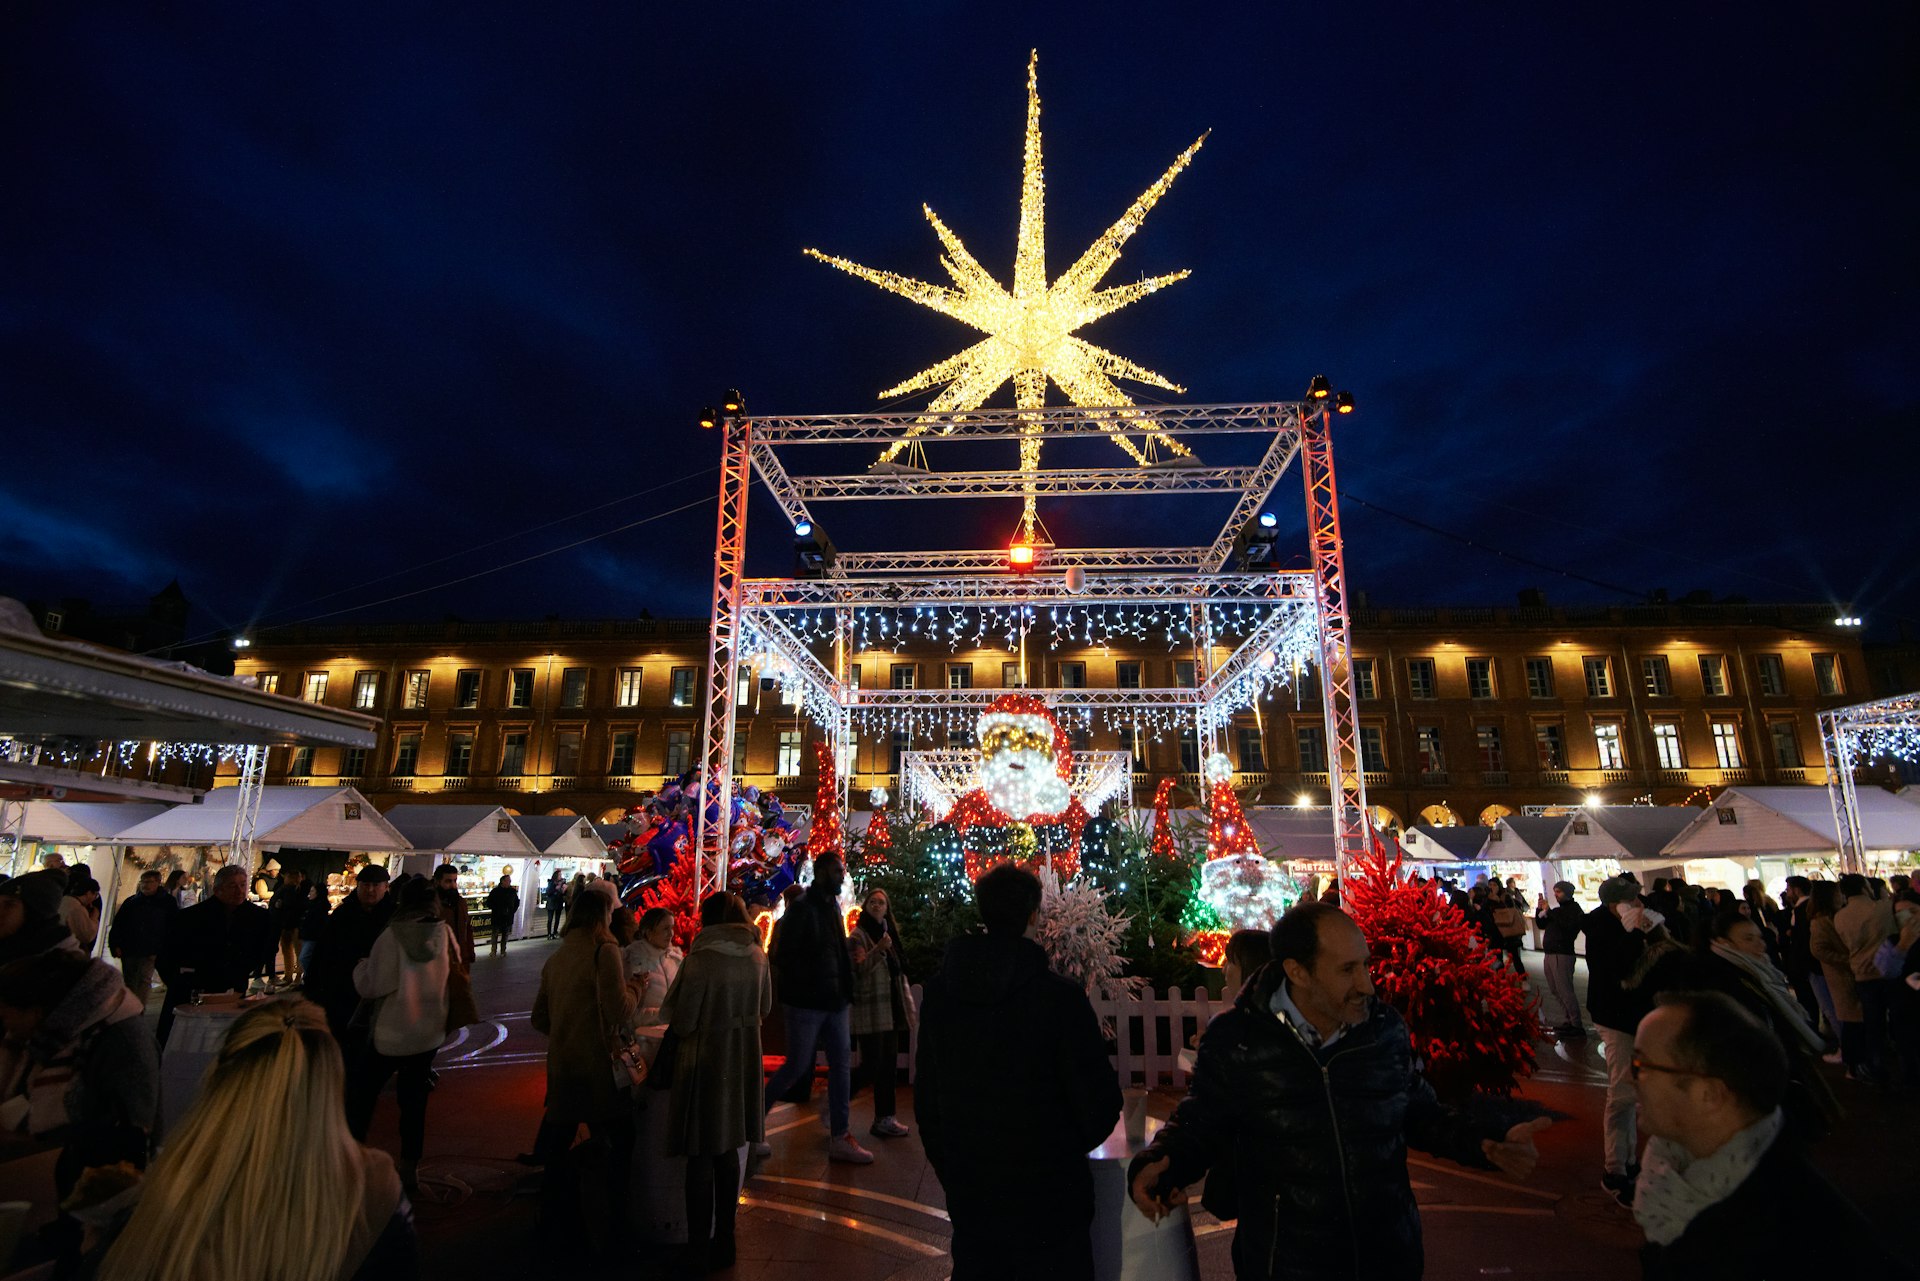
[1343, 831, 1539, 1100]
[805, 739, 843, 858]
[1149, 776, 1178, 859]
[864, 805, 893, 856]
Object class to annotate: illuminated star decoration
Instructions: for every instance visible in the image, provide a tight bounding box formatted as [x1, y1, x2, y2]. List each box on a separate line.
[805, 51, 1208, 538]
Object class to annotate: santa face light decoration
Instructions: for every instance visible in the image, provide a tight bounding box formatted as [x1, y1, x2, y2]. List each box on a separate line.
[976, 696, 1072, 820]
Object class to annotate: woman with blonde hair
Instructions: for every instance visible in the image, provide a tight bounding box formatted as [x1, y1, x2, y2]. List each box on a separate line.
[94, 998, 416, 1280]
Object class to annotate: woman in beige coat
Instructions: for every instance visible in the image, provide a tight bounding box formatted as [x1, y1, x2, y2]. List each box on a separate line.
[532, 889, 636, 1230]
[661, 891, 770, 1272]
[1807, 881, 1864, 1077]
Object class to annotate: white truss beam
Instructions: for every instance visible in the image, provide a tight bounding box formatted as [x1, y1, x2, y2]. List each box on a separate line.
[743, 571, 1317, 610]
[751, 401, 1307, 445]
[1820, 690, 1920, 875]
[833, 546, 1211, 574]
[1202, 423, 1303, 571]
[793, 464, 1260, 502]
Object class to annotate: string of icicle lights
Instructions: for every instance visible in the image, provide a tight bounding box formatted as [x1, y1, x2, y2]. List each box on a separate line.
[0, 737, 252, 770]
[771, 603, 1304, 652]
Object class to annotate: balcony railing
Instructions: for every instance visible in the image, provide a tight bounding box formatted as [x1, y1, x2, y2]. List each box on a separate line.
[1301, 772, 1331, 788]
[1774, 767, 1808, 784]
[606, 775, 637, 791]
[388, 776, 416, 791]
[1718, 768, 1756, 784]
[1601, 770, 1634, 785]
[1234, 772, 1270, 791]
[550, 776, 578, 791]
[1480, 770, 1509, 786]
[441, 776, 470, 791]
[1540, 770, 1570, 785]
[1656, 769, 1689, 785]
[1419, 770, 1450, 785]
[337, 777, 364, 790]
[286, 776, 314, 786]
[1362, 772, 1391, 789]
[496, 776, 524, 791]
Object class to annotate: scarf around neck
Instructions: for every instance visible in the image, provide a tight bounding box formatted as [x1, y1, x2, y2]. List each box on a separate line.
[1634, 1108, 1783, 1246]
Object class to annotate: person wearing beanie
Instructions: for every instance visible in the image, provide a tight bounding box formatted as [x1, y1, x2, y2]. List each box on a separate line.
[0, 873, 81, 967]
[1534, 881, 1588, 1036]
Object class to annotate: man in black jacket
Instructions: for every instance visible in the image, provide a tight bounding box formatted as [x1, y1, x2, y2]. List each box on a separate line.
[107, 869, 174, 1004]
[1584, 874, 1661, 1206]
[1776, 875, 1820, 1027]
[155, 864, 277, 1046]
[917, 864, 1121, 1281]
[759, 853, 869, 1163]
[1534, 880, 1588, 1036]
[1632, 990, 1911, 1280]
[304, 863, 394, 1040]
[1130, 903, 1545, 1281]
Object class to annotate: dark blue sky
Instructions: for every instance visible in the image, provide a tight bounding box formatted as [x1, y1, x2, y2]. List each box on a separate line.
[4, 3, 1914, 641]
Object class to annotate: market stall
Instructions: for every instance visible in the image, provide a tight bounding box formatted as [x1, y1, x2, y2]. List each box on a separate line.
[1402, 823, 1484, 870]
[1546, 804, 1704, 891]
[112, 785, 409, 918]
[381, 803, 543, 948]
[1660, 784, 1920, 896]
[513, 814, 614, 939]
[14, 801, 169, 955]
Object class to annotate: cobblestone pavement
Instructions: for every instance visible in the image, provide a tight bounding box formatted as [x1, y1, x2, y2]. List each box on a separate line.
[360, 939, 1913, 1281]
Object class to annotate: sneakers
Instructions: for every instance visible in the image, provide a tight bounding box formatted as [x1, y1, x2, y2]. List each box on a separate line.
[749, 1141, 773, 1160]
[870, 1117, 910, 1138]
[1601, 1170, 1635, 1208]
[828, 1134, 875, 1164]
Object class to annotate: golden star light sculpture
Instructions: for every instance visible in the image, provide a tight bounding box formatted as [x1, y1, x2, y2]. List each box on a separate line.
[805, 51, 1207, 538]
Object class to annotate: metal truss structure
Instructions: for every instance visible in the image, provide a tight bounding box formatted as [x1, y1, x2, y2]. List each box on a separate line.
[1820, 690, 1920, 874]
[693, 399, 1368, 902]
[901, 749, 1134, 824]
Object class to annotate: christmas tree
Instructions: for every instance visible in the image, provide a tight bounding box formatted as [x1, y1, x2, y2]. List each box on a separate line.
[864, 805, 893, 856]
[1343, 831, 1539, 1101]
[805, 739, 843, 858]
[1149, 776, 1178, 859]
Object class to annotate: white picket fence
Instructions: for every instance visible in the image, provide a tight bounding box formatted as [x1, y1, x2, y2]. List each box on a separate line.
[845, 985, 1224, 1088]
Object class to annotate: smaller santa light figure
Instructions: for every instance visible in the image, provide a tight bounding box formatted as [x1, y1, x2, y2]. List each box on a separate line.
[947, 693, 1087, 880]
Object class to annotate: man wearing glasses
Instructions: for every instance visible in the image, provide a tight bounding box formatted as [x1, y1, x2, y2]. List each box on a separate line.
[1631, 990, 1905, 1278]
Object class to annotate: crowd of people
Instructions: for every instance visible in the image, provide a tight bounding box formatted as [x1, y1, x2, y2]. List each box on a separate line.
[0, 833, 1912, 1279]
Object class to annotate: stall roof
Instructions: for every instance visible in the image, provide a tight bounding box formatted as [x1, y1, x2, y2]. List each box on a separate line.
[0, 618, 379, 750]
[115, 785, 410, 853]
[1403, 824, 1487, 862]
[381, 804, 542, 858]
[1548, 805, 1703, 866]
[18, 801, 170, 844]
[1662, 785, 1920, 860]
[514, 814, 610, 859]
[1493, 815, 1572, 860]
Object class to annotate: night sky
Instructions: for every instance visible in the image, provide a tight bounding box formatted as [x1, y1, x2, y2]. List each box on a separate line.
[4, 3, 1915, 644]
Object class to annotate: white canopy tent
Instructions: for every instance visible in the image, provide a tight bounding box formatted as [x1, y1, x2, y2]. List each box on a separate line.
[1548, 805, 1703, 877]
[513, 814, 614, 939]
[383, 804, 545, 944]
[1661, 785, 1920, 889]
[17, 801, 170, 956]
[1402, 824, 1486, 864]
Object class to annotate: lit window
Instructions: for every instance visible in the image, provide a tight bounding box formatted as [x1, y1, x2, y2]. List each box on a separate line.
[1641, 656, 1671, 697]
[508, 669, 535, 708]
[401, 670, 428, 709]
[1712, 721, 1743, 769]
[1534, 723, 1565, 769]
[1002, 662, 1026, 689]
[1653, 723, 1685, 770]
[670, 668, 696, 706]
[1698, 655, 1728, 698]
[617, 668, 644, 708]
[777, 730, 803, 776]
[258, 672, 281, 696]
[352, 671, 380, 710]
[1593, 722, 1626, 768]
[947, 663, 973, 689]
[303, 672, 329, 703]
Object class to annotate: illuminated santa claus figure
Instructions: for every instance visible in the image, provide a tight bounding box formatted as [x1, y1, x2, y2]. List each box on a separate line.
[948, 693, 1084, 880]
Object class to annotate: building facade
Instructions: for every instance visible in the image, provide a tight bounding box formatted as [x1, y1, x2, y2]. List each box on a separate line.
[226, 600, 1870, 833]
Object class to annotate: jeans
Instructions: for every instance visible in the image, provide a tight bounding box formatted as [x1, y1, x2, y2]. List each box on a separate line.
[346, 1046, 438, 1162]
[763, 1003, 852, 1137]
[1597, 1026, 1637, 1175]
[299, 940, 318, 975]
[545, 902, 563, 938]
[279, 928, 302, 979]
[853, 1029, 898, 1120]
[1542, 953, 1581, 1028]
[1810, 973, 1840, 1039]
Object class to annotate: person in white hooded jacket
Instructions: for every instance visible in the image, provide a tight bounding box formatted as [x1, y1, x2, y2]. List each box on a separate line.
[347, 877, 452, 1194]
[626, 906, 683, 1039]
